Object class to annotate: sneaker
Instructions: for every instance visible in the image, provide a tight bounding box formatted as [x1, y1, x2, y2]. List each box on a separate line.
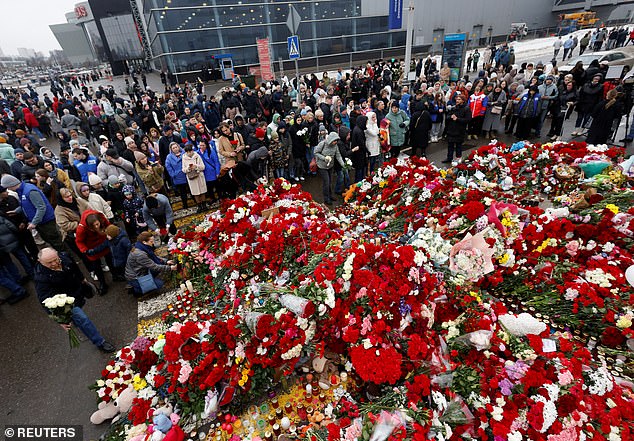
[550, 135, 558, 141]
[619, 137, 633, 143]
[294, 177, 300, 182]
[299, 177, 305, 181]
[102, 265, 110, 272]
[99, 341, 116, 353]
[39, 138, 47, 142]
[90, 272, 98, 281]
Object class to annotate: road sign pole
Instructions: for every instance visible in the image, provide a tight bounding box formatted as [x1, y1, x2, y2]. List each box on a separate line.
[403, 0, 415, 86]
[289, 5, 300, 89]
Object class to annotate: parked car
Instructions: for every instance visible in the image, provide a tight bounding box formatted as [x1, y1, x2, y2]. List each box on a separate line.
[559, 47, 634, 75]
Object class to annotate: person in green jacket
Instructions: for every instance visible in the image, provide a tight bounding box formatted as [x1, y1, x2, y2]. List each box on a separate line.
[385, 101, 410, 159]
[0, 134, 15, 165]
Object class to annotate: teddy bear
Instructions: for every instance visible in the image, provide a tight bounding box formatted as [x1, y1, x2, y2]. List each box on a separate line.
[90, 385, 138, 425]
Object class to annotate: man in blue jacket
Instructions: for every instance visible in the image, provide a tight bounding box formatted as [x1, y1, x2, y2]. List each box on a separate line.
[0, 174, 64, 251]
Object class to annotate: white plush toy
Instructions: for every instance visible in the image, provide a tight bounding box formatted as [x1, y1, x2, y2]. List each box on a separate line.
[90, 385, 138, 425]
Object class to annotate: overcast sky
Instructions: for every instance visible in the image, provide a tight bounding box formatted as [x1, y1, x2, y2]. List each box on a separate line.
[2, 0, 80, 55]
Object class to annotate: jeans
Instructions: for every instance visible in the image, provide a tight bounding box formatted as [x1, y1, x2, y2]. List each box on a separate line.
[306, 146, 316, 175]
[88, 253, 113, 287]
[354, 166, 366, 183]
[535, 108, 549, 136]
[274, 167, 287, 179]
[129, 275, 165, 296]
[13, 247, 33, 276]
[31, 127, 45, 139]
[446, 142, 462, 159]
[369, 154, 383, 172]
[575, 112, 591, 129]
[335, 169, 350, 194]
[317, 168, 334, 203]
[71, 306, 105, 346]
[431, 122, 444, 139]
[0, 264, 25, 297]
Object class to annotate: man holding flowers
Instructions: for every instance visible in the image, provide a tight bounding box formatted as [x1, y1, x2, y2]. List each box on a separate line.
[34, 247, 115, 352]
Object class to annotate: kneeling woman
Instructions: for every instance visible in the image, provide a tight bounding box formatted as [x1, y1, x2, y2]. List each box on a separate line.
[125, 231, 177, 297]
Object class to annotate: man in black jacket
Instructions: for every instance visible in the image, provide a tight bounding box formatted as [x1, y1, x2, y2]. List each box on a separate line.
[442, 94, 471, 164]
[34, 248, 115, 352]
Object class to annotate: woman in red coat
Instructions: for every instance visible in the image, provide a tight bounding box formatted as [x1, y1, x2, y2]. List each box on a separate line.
[22, 107, 46, 141]
[75, 209, 113, 295]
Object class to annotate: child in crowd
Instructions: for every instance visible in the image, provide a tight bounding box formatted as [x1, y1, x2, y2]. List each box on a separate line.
[122, 185, 147, 240]
[105, 224, 131, 282]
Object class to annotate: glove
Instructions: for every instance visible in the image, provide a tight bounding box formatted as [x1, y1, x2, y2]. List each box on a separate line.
[325, 155, 332, 166]
[399, 122, 406, 128]
[155, 228, 161, 234]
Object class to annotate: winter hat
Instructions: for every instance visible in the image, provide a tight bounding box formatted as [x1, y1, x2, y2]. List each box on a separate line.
[99, 135, 109, 143]
[105, 224, 120, 238]
[69, 140, 80, 148]
[20, 138, 31, 146]
[319, 123, 326, 132]
[105, 148, 119, 159]
[133, 151, 147, 162]
[255, 127, 266, 139]
[14, 148, 25, 154]
[277, 121, 287, 130]
[1, 174, 21, 188]
[162, 125, 172, 133]
[15, 129, 25, 137]
[107, 175, 120, 186]
[195, 123, 204, 130]
[270, 130, 279, 141]
[88, 174, 102, 186]
[326, 132, 340, 144]
[122, 184, 135, 195]
[124, 136, 134, 146]
[0, 136, 6, 143]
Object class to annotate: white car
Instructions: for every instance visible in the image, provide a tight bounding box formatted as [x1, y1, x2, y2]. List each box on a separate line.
[559, 47, 634, 75]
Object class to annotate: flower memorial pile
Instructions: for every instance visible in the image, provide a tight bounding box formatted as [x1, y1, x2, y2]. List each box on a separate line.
[93, 141, 634, 441]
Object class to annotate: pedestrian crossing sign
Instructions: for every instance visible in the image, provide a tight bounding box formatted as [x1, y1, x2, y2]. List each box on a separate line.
[288, 35, 300, 59]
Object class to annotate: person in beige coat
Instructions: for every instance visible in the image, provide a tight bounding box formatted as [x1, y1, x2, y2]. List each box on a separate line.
[182, 143, 207, 212]
[216, 122, 245, 164]
[75, 181, 114, 221]
[54, 187, 93, 264]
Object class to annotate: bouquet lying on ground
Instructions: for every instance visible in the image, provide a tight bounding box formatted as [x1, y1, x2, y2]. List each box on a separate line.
[43, 294, 80, 348]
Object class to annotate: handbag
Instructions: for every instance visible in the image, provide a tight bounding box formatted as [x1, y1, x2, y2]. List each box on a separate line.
[309, 157, 318, 173]
[491, 105, 503, 115]
[136, 272, 158, 294]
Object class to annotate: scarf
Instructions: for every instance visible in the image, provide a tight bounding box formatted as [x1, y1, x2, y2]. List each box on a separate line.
[135, 241, 163, 265]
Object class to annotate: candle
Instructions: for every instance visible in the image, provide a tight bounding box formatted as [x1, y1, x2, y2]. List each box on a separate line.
[273, 424, 281, 436]
[340, 372, 348, 383]
[186, 280, 194, 292]
[305, 384, 312, 395]
[281, 417, 291, 430]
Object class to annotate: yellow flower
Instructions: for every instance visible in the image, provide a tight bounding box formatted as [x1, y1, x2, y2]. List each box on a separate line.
[605, 204, 619, 215]
[498, 253, 510, 265]
[536, 238, 551, 253]
[616, 316, 632, 329]
[469, 291, 482, 303]
[132, 374, 147, 391]
[379, 180, 388, 188]
[439, 169, 447, 178]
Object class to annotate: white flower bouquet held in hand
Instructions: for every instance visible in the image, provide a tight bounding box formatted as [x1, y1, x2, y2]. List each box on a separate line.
[42, 294, 80, 348]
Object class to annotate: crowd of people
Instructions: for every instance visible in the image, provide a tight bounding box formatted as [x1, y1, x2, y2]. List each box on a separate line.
[0, 29, 633, 350]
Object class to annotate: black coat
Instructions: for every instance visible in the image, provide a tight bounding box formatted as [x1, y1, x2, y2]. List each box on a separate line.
[444, 103, 471, 143]
[577, 82, 603, 114]
[34, 252, 87, 309]
[350, 116, 368, 169]
[410, 110, 432, 148]
[586, 99, 624, 145]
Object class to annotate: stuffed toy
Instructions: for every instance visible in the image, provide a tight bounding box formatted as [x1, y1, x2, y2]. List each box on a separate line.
[90, 386, 138, 424]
